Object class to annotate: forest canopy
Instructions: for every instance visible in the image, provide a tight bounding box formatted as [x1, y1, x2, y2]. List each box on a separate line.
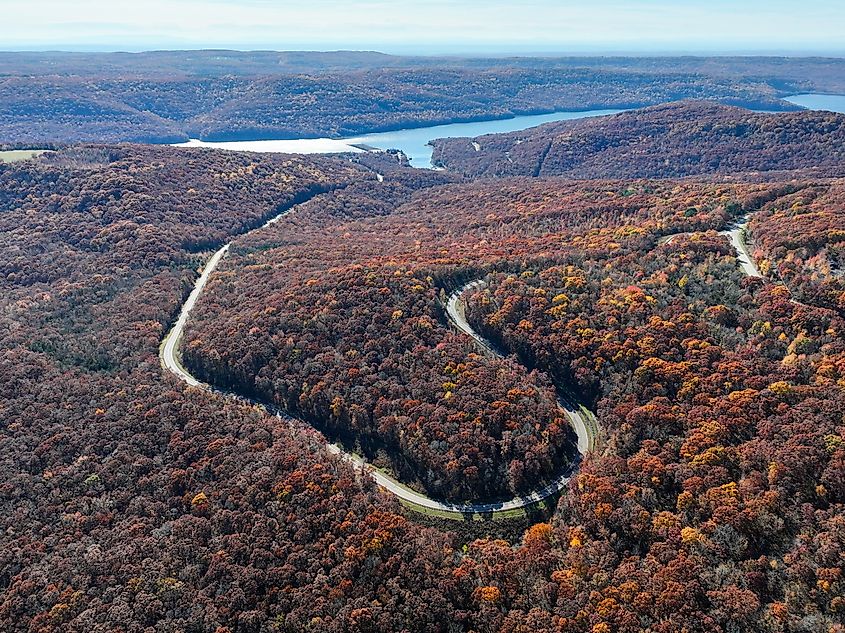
[177, 170, 845, 630]
[430, 101, 845, 179]
[5, 52, 845, 144]
[2, 124, 845, 632]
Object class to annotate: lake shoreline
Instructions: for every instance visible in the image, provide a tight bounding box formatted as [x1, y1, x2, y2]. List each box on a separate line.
[176, 107, 628, 166]
[172, 94, 843, 168]
[783, 93, 845, 112]
[185, 105, 646, 144]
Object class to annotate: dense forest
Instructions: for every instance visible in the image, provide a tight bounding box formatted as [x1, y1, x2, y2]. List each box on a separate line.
[2, 129, 845, 631]
[430, 101, 845, 179]
[177, 170, 845, 631]
[181, 178, 773, 501]
[0, 147, 476, 632]
[7, 52, 845, 144]
[4, 51, 845, 83]
[748, 182, 845, 314]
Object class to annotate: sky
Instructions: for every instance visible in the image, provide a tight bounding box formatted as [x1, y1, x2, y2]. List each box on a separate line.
[2, 0, 844, 55]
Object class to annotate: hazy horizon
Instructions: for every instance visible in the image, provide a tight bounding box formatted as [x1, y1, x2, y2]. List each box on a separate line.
[3, 0, 844, 56]
[3, 46, 845, 58]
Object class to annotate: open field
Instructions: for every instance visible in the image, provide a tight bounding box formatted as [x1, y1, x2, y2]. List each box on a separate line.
[0, 149, 45, 162]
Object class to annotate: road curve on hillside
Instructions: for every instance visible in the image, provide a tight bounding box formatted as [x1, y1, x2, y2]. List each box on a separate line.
[159, 204, 590, 517]
[445, 281, 599, 454]
[160, 200, 761, 517]
[722, 216, 819, 311]
[161, 244, 229, 387]
[720, 217, 762, 278]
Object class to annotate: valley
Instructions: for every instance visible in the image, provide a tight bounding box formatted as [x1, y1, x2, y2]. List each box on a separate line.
[3, 46, 845, 633]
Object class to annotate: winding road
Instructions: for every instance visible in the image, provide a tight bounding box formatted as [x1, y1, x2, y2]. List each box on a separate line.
[159, 202, 597, 517]
[659, 215, 760, 280]
[445, 281, 598, 454]
[160, 196, 763, 518]
[720, 217, 762, 278]
[721, 216, 815, 309]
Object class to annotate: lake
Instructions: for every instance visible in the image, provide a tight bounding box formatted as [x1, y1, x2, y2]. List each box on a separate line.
[175, 95, 845, 168]
[784, 93, 845, 113]
[345, 109, 623, 166]
[176, 108, 623, 167]
[175, 137, 363, 155]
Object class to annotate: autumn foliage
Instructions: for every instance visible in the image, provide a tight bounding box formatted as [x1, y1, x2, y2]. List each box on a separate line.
[2, 143, 845, 631]
[183, 173, 845, 630]
[431, 101, 845, 180]
[2, 52, 830, 144]
[749, 181, 845, 315]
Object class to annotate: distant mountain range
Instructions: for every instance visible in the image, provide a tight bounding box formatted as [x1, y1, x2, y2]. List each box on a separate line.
[2, 51, 844, 145]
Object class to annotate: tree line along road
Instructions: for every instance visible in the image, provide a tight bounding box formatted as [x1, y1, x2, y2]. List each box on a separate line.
[160, 200, 765, 519]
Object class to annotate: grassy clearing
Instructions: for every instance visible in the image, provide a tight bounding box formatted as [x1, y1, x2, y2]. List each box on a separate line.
[579, 404, 602, 450]
[399, 493, 557, 522]
[0, 150, 47, 163]
[400, 497, 557, 522]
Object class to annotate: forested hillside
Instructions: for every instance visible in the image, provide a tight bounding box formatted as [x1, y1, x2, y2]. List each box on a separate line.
[6, 52, 845, 144]
[431, 101, 845, 179]
[4, 51, 844, 84]
[182, 178, 778, 502]
[178, 171, 845, 631]
[0, 148, 472, 631]
[748, 182, 845, 314]
[2, 140, 845, 631]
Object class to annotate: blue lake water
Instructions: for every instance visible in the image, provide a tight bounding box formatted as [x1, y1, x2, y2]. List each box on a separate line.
[178, 108, 624, 167]
[177, 95, 845, 168]
[345, 109, 624, 166]
[784, 93, 845, 113]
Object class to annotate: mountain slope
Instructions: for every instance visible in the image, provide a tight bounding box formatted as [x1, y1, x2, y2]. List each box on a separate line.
[431, 101, 845, 179]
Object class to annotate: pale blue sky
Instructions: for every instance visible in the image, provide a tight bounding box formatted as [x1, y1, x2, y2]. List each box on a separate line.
[3, 0, 844, 54]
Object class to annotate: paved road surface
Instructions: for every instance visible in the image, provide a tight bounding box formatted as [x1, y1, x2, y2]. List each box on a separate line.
[161, 204, 764, 516]
[160, 205, 591, 517]
[720, 217, 762, 278]
[446, 280, 598, 454]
